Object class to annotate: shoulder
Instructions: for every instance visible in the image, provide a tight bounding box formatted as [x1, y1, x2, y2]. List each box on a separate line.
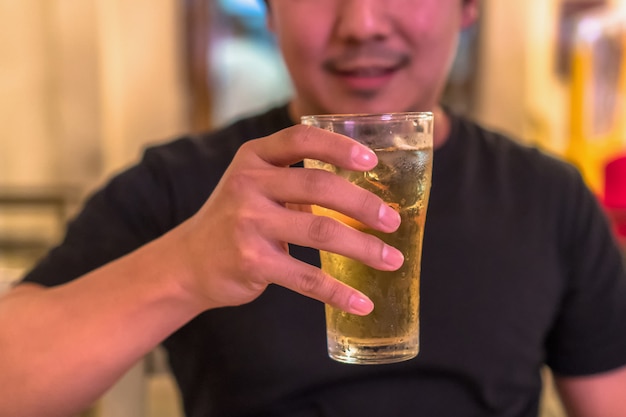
[19, 105, 293, 286]
[73, 104, 293, 240]
[442, 114, 600, 250]
[442, 114, 585, 205]
[454, 115, 578, 179]
[119, 104, 294, 218]
[140, 104, 293, 174]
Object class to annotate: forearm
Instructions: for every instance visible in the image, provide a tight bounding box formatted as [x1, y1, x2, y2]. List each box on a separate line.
[0, 236, 203, 417]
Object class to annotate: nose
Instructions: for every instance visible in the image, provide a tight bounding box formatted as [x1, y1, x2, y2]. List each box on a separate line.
[334, 0, 392, 43]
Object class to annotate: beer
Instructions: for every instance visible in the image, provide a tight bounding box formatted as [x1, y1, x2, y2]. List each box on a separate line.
[309, 145, 432, 364]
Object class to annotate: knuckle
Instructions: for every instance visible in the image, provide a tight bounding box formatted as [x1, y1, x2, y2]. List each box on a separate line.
[237, 139, 259, 155]
[229, 203, 264, 243]
[353, 188, 385, 221]
[290, 124, 316, 145]
[236, 140, 251, 154]
[290, 267, 350, 310]
[238, 243, 276, 281]
[324, 281, 348, 309]
[362, 235, 386, 261]
[292, 268, 324, 295]
[224, 170, 255, 193]
[357, 189, 379, 217]
[285, 124, 329, 152]
[301, 168, 331, 196]
[308, 215, 340, 243]
[232, 141, 256, 164]
[237, 246, 261, 274]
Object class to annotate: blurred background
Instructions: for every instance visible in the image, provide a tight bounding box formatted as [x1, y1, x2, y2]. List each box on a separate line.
[1, 0, 625, 416]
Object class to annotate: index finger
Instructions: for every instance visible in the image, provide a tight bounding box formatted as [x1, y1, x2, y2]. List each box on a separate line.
[249, 125, 378, 170]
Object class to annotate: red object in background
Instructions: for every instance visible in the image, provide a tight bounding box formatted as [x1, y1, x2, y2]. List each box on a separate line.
[604, 155, 626, 240]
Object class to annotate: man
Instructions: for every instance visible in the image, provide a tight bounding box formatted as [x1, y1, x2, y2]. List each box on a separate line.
[1, 1, 626, 416]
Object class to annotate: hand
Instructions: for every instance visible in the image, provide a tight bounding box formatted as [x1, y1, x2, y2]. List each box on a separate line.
[170, 125, 403, 315]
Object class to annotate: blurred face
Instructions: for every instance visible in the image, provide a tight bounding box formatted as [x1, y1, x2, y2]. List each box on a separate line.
[267, 0, 478, 117]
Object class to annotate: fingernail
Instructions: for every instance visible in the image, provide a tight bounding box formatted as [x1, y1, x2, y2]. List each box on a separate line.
[351, 145, 376, 169]
[382, 245, 404, 269]
[349, 293, 374, 315]
[378, 204, 401, 230]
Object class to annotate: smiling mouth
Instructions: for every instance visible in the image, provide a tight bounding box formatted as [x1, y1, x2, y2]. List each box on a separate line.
[323, 51, 410, 90]
[323, 59, 408, 96]
[332, 65, 399, 77]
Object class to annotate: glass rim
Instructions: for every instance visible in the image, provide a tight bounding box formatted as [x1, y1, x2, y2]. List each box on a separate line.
[301, 111, 433, 123]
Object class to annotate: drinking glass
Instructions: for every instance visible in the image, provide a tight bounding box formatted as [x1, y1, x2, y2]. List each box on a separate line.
[302, 112, 433, 364]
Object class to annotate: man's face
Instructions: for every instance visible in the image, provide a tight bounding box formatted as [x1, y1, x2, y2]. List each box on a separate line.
[267, 0, 478, 117]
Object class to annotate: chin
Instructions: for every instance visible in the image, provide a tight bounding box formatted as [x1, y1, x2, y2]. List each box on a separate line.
[296, 94, 433, 117]
[333, 95, 434, 115]
[318, 101, 400, 115]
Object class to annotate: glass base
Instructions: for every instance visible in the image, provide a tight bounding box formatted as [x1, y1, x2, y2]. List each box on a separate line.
[327, 336, 419, 365]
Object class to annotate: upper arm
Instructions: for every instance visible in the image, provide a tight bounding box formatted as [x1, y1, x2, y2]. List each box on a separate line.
[554, 365, 626, 417]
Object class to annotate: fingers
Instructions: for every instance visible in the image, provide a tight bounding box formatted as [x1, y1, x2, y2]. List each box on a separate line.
[249, 166, 401, 233]
[191, 125, 404, 313]
[267, 256, 375, 316]
[243, 125, 378, 171]
[261, 206, 404, 271]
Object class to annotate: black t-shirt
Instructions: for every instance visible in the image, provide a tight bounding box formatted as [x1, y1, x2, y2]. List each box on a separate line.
[22, 105, 626, 417]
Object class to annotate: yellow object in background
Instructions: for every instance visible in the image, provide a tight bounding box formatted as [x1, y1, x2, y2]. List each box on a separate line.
[567, 6, 626, 194]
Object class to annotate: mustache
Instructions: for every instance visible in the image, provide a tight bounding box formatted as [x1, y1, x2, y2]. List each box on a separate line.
[323, 45, 410, 71]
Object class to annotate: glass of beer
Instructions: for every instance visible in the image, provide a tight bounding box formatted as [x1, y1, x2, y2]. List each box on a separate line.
[302, 112, 433, 365]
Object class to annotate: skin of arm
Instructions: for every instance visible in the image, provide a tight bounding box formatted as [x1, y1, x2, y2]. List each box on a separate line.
[0, 240, 203, 417]
[555, 365, 626, 417]
[0, 126, 403, 417]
